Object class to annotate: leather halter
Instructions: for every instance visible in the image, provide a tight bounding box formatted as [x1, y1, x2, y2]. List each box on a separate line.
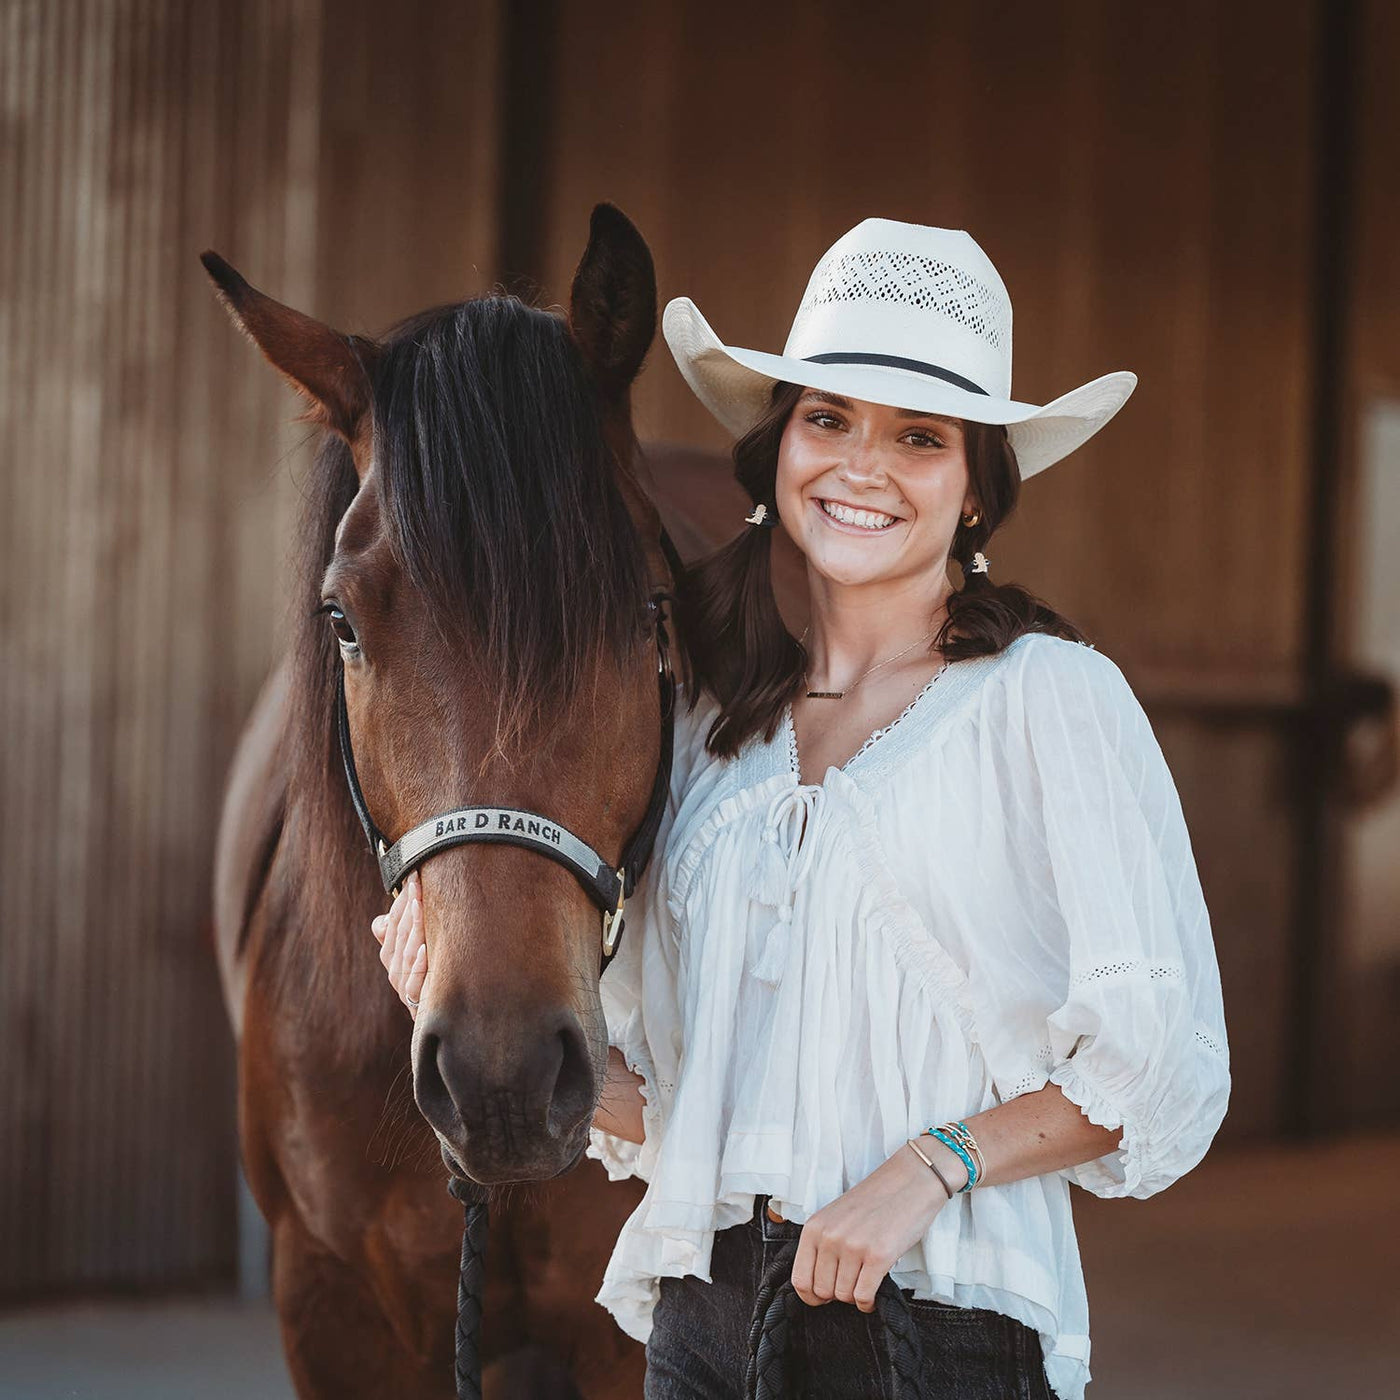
[335, 542, 680, 977]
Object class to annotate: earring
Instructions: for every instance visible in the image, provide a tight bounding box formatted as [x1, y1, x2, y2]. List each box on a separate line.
[961, 508, 980, 527]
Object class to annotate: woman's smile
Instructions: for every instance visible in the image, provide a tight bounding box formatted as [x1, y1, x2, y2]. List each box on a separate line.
[813, 496, 905, 533]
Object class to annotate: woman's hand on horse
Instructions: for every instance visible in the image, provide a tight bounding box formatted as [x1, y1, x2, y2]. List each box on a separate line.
[371, 872, 426, 1019]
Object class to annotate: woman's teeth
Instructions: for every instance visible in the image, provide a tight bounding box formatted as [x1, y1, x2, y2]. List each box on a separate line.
[819, 499, 899, 531]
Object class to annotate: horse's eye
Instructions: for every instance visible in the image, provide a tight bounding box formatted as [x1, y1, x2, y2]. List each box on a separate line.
[321, 604, 359, 651]
[330, 609, 357, 645]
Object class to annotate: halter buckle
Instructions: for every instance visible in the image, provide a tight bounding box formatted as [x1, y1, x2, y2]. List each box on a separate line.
[601, 872, 626, 957]
[379, 839, 402, 900]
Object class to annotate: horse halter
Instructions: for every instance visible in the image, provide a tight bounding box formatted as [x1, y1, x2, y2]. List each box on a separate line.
[334, 575, 678, 976]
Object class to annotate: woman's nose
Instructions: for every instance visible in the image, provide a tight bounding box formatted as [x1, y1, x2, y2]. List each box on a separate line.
[838, 439, 888, 487]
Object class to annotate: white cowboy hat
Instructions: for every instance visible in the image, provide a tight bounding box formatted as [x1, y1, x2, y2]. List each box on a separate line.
[662, 218, 1137, 480]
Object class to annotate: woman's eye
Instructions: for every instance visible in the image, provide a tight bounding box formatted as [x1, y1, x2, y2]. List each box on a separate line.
[806, 411, 843, 429]
[905, 431, 945, 449]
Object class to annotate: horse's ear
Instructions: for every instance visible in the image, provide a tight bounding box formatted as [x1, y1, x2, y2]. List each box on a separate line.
[568, 204, 656, 407]
[200, 251, 375, 445]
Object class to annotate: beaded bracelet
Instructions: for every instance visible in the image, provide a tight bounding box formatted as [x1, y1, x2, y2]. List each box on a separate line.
[926, 1120, 985, 1193]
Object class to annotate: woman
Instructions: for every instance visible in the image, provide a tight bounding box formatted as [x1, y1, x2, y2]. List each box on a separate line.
[373, 219, 1231, 1400]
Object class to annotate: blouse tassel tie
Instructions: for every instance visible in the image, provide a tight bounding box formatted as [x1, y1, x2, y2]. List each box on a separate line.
[749, 784, 826, 984]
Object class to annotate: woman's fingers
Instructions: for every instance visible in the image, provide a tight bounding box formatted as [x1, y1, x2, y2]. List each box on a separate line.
[378, 883, 409, 967]
[384, 874, 425, 1013]
[391, 891, 419, 990]
[402, 897, 427, 1012]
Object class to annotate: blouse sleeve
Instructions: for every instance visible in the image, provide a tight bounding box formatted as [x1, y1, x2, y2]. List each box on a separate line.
[978, 638, 1231, 1201]
[584, 683, 713, 1184]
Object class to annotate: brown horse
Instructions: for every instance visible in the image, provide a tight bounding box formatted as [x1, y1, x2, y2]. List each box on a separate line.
[206, 206, 767, 1399]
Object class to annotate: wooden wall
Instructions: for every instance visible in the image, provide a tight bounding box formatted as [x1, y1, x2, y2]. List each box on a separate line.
[1338, 0, 1400, 1127]
[3, 0, 1393, 1296]
[0, 0, 323, 1295]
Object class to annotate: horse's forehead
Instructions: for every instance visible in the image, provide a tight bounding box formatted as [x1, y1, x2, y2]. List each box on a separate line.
[334, 475, 383, 556]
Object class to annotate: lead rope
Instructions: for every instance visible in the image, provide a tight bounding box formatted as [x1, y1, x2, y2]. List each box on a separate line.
[744, 1239, 929, 1399]
[448, 1176, 490, 1400]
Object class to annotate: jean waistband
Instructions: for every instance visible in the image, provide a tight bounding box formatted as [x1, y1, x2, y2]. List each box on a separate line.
[752, 1193, 803, 1242]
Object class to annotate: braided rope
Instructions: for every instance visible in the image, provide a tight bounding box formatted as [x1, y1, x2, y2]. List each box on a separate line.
[448, 1177, 490, 1400]
[743, 1238, 928, 1399]
[446, 1179, 929, 1399]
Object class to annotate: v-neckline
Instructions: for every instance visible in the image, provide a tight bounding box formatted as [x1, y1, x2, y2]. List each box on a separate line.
[783, 661, 951, 787]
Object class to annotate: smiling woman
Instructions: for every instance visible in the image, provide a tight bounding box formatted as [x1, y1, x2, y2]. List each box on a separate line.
[676, 374, 1093, 758]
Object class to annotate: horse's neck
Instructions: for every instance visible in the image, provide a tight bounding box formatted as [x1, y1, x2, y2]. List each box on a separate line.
[253, 689, 406, 1073]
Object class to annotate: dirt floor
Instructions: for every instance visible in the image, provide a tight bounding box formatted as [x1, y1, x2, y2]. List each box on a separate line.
[2, 1132, 1396, 1399]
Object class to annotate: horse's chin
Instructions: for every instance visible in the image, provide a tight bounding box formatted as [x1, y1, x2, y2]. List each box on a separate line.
[439, 1133, 589, 1187]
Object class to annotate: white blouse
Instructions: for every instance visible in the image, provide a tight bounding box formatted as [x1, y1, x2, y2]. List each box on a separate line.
[586, 632, 1231, 1400]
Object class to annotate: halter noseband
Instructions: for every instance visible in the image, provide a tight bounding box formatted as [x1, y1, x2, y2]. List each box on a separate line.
[335, 567, 678, 977]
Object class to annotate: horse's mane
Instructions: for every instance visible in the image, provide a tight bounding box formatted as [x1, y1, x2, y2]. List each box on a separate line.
[271, 295, 652, 1065]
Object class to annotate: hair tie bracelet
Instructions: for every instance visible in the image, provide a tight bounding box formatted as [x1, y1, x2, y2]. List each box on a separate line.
[744, 503, 780, 528]
[906, 1137, 956, 1200]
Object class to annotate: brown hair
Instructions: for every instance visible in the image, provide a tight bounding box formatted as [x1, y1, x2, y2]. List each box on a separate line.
[675, 381, 1090, 758]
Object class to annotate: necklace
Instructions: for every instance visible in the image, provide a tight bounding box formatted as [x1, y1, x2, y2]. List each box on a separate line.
[800, 627, 939, 700]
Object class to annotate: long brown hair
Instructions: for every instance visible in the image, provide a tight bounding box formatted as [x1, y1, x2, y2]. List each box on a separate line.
[675, 381, 1089, 758]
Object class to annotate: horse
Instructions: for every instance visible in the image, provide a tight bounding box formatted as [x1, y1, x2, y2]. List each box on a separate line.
[206, 205, 771, 1399]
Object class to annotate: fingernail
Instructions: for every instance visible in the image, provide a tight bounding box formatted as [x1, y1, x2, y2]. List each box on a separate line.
[412, 897, 421, 921]
[414, 945, 426, 965]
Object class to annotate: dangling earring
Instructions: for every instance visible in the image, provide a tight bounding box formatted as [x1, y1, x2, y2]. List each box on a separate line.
[961, 507, 981, 528]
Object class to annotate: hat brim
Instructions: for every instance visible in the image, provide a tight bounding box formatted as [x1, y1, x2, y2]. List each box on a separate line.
[663, 297, 1137, 480]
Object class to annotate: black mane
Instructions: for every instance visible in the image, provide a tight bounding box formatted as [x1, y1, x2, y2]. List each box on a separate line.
[373, 295, 649, 740]
[289, 293, 649, 776]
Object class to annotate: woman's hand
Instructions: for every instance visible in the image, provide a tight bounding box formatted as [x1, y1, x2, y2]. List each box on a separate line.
[370, 871, 426, 1019]
[593, 1046, 648, 1144]
[788, 1140, 963, 1313]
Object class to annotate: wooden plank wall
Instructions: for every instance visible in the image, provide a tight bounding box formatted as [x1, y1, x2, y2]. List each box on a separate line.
[536, 0, 1321, 1139]
[1339, 0, 1400, 1127]
[0, 0, 324, 1295]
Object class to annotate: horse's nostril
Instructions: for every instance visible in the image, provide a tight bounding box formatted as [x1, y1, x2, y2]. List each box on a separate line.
[412, 1026, 457, 1135]
[546, 1016, 593, 1139]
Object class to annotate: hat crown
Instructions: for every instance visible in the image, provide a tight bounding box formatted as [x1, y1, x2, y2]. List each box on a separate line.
[782, 219, 1014, 400]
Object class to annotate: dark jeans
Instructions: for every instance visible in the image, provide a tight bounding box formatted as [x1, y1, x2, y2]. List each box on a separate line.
[644, 1194, 1055, 1400]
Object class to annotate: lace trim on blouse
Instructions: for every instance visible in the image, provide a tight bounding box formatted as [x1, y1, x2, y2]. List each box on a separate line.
[784, 661, 951, 781]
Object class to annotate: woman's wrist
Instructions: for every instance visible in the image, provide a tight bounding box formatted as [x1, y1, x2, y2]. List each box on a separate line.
[915, 1132, 971, 1192]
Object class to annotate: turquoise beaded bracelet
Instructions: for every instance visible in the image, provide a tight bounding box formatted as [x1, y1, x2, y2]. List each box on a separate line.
[927, 1121, 980, 1192]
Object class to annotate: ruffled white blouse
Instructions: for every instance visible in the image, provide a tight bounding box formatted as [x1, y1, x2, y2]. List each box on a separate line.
[586, 632, 1231, 1400]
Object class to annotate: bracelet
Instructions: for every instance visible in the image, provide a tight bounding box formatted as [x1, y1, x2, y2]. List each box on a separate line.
[941, 1121, 986, 1188]
[954, 1121, 987, 1182]
[936, 1119, 986, 1183]
[905, 1137, 955, 1200]
[926, 1120, 984, 1192]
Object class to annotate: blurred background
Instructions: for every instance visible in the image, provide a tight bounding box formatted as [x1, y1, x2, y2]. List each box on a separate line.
[2, 0, 1398, 1395]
